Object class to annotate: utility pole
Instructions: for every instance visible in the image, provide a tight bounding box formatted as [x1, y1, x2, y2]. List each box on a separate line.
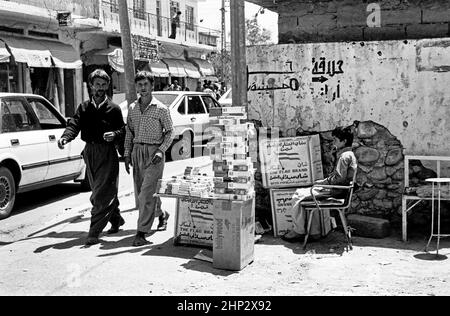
[118, 0, 137, 106]
[230, 0, 247, 111]
[221, 0, 226, 84]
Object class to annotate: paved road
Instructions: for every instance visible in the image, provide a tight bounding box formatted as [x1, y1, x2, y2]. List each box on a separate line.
[0, 157, 212, 243]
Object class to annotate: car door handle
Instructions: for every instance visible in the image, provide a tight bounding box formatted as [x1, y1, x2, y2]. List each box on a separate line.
[191, 117, 196, 122]
[10, 139, 20, 146]
[49, 135, 56, 142]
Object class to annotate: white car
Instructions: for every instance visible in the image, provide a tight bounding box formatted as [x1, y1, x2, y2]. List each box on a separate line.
[120, 91, 221, 160]
[218, 89, 232, 106]
[0, 93, 87, 219]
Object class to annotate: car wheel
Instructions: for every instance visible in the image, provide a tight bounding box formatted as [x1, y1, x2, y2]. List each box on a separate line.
[0, 167, 16, 220]
[170, 132, 192, 161]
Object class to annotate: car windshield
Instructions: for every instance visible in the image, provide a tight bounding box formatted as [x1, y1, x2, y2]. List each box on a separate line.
[152, 94, 178, 107]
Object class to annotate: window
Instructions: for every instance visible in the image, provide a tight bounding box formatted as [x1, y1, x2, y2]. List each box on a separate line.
[133, 0, 146, 20]
[187, 96, 206, 114]
[1, 98, 39, 133]
[185, 6, 194, 31]
[28, 99, 65, 129]
[110, 0, 119, 13]
[178, 99, 186, 115]
[201, 96, 219, 112]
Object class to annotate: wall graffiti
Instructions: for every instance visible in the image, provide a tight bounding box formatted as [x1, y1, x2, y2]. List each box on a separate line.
[311, 57, 345, 103]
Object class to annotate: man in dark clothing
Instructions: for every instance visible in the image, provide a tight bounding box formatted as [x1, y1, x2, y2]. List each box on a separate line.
[169, 10, 181, 39]
[58, 69, 126, 246]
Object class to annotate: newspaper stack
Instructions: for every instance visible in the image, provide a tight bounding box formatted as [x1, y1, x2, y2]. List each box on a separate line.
[208, 106, 257, 201]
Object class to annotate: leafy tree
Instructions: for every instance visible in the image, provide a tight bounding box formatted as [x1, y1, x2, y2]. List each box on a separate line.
[209, 49, 232, 87]
[246, 16, 272, 46]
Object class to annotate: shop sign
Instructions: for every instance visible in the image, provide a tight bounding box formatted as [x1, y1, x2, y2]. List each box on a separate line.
[132, 35, 158, 61]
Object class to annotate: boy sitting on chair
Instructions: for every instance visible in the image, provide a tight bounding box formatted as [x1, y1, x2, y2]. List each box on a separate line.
[282, 127, 357, 242]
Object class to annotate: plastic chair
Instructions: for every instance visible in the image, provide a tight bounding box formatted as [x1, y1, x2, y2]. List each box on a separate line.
[300, 169, 358, 251]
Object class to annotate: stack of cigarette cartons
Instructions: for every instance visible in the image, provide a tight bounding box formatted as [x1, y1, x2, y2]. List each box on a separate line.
[208, 106, 257, 201]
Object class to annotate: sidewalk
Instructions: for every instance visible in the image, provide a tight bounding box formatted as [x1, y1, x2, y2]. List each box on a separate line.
[1, 157, 450, 295]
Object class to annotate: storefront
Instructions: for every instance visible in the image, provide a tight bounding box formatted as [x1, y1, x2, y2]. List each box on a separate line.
[190, 57, 218, 83]
[0, 35, 82, 116]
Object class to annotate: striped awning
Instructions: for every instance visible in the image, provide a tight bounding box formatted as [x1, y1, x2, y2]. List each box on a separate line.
[0, 35, 81, 68]
[190, 58, 215, 77]
[149, 60, 170, 77]
[162, 58, 187, 77]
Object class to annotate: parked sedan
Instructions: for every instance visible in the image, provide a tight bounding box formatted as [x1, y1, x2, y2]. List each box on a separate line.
[0, 93, 88, 219]
[120, 91, 221, 160]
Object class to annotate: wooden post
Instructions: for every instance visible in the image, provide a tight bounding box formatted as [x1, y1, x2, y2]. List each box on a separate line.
[118, 0, 137, 106]
[230, 0, 247, 111]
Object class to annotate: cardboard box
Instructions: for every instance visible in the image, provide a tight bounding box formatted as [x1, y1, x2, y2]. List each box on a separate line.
[213, 198, 255, 271]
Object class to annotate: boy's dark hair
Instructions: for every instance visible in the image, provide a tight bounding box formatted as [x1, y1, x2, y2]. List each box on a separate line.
[177, 11, 182, 15]
[332, 127, 354, 147]
[89, 69, 110, 85]
[134, 71, 154, 84]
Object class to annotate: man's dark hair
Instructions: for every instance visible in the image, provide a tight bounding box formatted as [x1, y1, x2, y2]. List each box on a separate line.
[332, 127, 354, 147]
[177, 11, 182, 15]
[89, 69, 110, 85]
[134, 71, 154, 84]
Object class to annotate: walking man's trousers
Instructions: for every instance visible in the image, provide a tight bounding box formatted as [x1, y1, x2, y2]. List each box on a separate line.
[132, 144, 164, 233]
[83, 143, 122, 238]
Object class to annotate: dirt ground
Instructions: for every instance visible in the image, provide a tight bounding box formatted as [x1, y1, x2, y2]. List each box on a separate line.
[1, 191, 450, 296]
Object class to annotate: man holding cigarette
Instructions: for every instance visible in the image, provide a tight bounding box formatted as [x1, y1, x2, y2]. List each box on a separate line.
[58, 69, 126, 246]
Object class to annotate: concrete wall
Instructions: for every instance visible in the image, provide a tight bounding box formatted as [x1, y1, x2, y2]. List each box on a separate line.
[10, 0, 99, 18]
[277, 0, 450, 43]
[247, 39, 450, 156]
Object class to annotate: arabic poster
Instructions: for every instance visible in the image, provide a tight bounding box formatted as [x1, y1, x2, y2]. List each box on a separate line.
[259, 135, 323, 188]
[270, 189, 296, 237]
[174, 197, 214, 248]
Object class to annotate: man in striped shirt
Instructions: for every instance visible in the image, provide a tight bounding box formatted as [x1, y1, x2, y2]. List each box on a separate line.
[124, 71, 174, 247]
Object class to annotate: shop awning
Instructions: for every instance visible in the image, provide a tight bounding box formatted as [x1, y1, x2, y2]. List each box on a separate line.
[0, 41, 10, 63]
[84, 47, 124, 73]
[190, 58, 215, 77]
[0, 35, 81, 69]
[0, 35, 52, 67]
[149, 60, 170, 77]
[40, 41, 82, 69]
[162, 58, 186, 77]
[179, 60, 201, 79]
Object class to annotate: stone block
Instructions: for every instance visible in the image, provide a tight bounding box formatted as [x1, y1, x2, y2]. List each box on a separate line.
[357, 122, 378, 138]
[385, 148, 404, 166]
[369, 167, 388, 181]
[422, 9, 450, 23]
[357, 188, 379, 201]
[381, 8, 422, 25]
[364, 26, 406, 41]
[337, 5, 368, 27]
[355, 147, 380, 164]
[406, 23, 449, 39]
[347, 214, 391, 238]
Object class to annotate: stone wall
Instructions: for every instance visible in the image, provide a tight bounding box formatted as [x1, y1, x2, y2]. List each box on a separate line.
[254, 120, 406, 228]
[271, 0, 450, 43]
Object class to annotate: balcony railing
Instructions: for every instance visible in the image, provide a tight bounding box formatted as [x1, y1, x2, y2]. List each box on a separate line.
[100, 1, 220, 48]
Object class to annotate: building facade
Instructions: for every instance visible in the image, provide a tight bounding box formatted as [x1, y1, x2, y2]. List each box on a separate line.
[0, 0, 220, 114]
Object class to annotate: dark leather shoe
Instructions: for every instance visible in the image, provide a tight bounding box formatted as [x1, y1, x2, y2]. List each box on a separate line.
[85, 237, 100, 246]
[107, 217, 125, 235]
[132, 235, 150, 247]
[157, 211, 170, 231]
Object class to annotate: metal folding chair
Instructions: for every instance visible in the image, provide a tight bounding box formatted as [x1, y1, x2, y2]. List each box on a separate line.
[300, 169, 358, 251]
